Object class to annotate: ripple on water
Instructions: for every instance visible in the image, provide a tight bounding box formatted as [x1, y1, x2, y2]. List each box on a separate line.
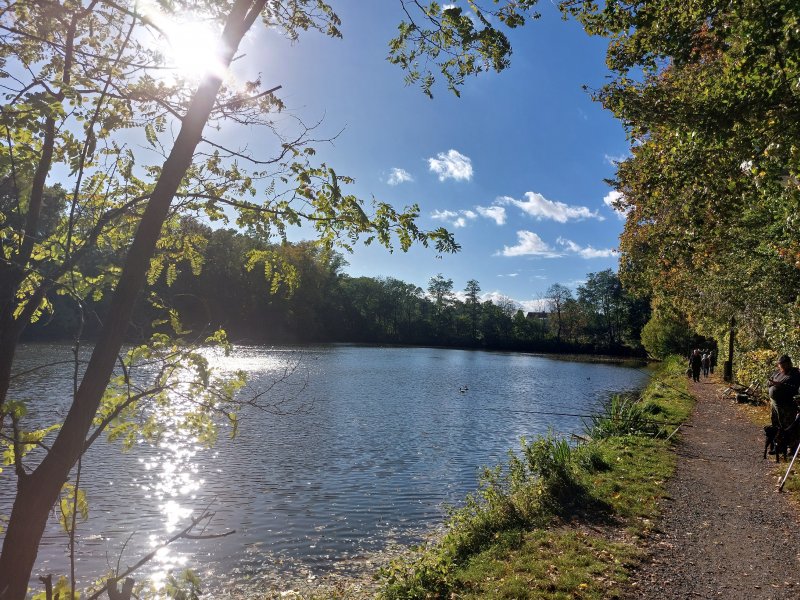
[4, 343, 650, 593]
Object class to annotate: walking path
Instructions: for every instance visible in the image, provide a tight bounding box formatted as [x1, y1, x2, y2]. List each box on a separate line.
[626, 378, 800, 599]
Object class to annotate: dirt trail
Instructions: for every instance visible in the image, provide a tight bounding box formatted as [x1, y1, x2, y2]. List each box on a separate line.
[626, 378, 800, 599]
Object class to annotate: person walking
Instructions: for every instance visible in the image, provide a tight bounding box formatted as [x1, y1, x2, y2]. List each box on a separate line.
[690, 349, 702, 383]
[702, 352, 710, 378]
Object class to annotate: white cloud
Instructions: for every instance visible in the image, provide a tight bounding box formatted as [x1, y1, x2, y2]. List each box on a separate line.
[603, 190, 629, 220]
[387, 168, 414, 186]
[428, 149, 473, 182]
[557, 237, 615, 259]
[431, 208, 478, 228]
[498, 231, 561, 258]
[476, 205, 506, 225]
[499, 191, 603, 223]
[604, 153, 628, 166]
[520, 298, 550, 313]
[482, 291, 520, 309]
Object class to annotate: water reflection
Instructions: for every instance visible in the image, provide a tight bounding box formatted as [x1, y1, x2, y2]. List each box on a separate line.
[3, 344, 650, 595]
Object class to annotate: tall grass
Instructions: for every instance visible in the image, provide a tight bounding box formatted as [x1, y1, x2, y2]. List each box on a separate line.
[378, 434, 593, 599]
[586, 392, 665, 439]
[377, 357, 692, 599]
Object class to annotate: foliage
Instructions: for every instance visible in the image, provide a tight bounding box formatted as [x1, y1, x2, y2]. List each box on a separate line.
[389, 1, 541, 97]
[560, 0, 800, 369]
[640, 304, 693, 360]
[1, 0, 557, 593]
[24, 235, 650, 354]
[586, 393, 662, 440]
[57, 483, 89, 533]
[31, 576, 76, 600]
[164, 569, 203, 600]
[735, 349, 776, 391]
[546, 283, 572, 342]
[379, 433, 587, 599]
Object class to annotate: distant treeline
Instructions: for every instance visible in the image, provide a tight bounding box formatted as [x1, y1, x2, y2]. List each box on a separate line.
[24, 225, 649, 355]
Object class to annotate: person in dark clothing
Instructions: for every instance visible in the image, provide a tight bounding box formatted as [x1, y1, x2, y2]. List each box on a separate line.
[690, 349, 702, 383]
[702, 353, 710, 378]
[769, 355, 800, 429]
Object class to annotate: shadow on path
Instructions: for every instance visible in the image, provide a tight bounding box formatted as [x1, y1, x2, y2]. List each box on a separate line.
[626, 378, 800, 599]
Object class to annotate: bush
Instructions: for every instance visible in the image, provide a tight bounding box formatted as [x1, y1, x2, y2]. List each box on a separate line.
[641, 308, 692, 359]
[735, 349, 775, 393]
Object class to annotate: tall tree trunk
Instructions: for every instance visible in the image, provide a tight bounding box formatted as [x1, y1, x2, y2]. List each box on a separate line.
[0, 2, 265, 597]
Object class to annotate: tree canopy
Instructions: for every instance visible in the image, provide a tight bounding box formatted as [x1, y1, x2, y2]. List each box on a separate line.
[0, 0, 542, 596]
[563, 0, 800, 362]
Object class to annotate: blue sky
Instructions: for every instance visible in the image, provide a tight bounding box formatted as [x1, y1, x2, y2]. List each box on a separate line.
[228, 1, 629, 311]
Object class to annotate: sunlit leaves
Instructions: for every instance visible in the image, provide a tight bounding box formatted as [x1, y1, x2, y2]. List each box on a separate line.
[0, 408, 61, 473]
[58, 482, 89, 533]
[245, 247, 300, 295]
[92, 333, 247, 453]
[565, 0, 800, 356]
[389, 1, 540, 97]
[31, 576, 76, 600]
[164, 568, 202, 600]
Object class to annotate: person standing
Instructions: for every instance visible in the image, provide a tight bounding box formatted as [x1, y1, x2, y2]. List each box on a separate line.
[690, 349, 702, 383]
[768, 355, 800, 429]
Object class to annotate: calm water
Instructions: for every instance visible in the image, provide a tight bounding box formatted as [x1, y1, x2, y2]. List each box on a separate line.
[2, 343, 650, 594]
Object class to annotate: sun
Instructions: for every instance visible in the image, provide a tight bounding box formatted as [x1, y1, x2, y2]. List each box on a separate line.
[162, 19, 227, 81]
[138, 0, 229, 82]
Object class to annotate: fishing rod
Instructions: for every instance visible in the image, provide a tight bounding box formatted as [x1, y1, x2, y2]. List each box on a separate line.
[467, 405, 691, 428]
[631, 365, 696, 401]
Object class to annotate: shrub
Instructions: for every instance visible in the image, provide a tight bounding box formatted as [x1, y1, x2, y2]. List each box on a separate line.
[735, 349, 776, 394]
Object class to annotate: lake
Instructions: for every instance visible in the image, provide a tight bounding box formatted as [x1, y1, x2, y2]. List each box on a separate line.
[1, 343, 650, 594]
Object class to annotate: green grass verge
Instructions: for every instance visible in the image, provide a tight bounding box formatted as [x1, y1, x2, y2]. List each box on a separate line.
[376, 356, 694, 599]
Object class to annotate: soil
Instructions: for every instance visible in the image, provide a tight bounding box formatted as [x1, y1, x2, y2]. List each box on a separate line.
[626, 377, 800, 599]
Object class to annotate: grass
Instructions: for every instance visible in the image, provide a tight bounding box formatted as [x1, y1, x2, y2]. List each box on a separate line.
[452, 528, 637, 599]
[374, 356, 694, 599]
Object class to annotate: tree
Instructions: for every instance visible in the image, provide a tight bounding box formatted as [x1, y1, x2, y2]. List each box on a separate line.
[545, 283, 572, 343]
[427, 273, 455, 338]
[463, 279, 482, 342]
[563, 0, 800, 358]
[0, 0, 542, 596]
[641, 303, 694, 360]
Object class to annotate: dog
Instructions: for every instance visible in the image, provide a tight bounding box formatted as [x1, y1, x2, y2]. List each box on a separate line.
[765, 424, 780, 460]
[765, 420, 800, 462]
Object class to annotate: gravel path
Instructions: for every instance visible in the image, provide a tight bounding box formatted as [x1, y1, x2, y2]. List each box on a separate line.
[626, 378, 800, 599]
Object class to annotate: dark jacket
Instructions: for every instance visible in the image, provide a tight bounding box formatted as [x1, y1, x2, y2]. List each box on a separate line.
[769, 367, 800, 405]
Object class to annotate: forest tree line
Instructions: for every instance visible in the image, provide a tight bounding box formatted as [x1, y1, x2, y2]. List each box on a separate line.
[23, 220, 649, 355]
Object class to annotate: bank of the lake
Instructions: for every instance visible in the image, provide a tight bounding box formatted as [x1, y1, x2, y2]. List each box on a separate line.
[5, 344, 652, 597]
[272, 356, 692, 599]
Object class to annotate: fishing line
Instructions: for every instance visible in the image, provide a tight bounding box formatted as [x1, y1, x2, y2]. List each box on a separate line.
[466, 405, 691, 428]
